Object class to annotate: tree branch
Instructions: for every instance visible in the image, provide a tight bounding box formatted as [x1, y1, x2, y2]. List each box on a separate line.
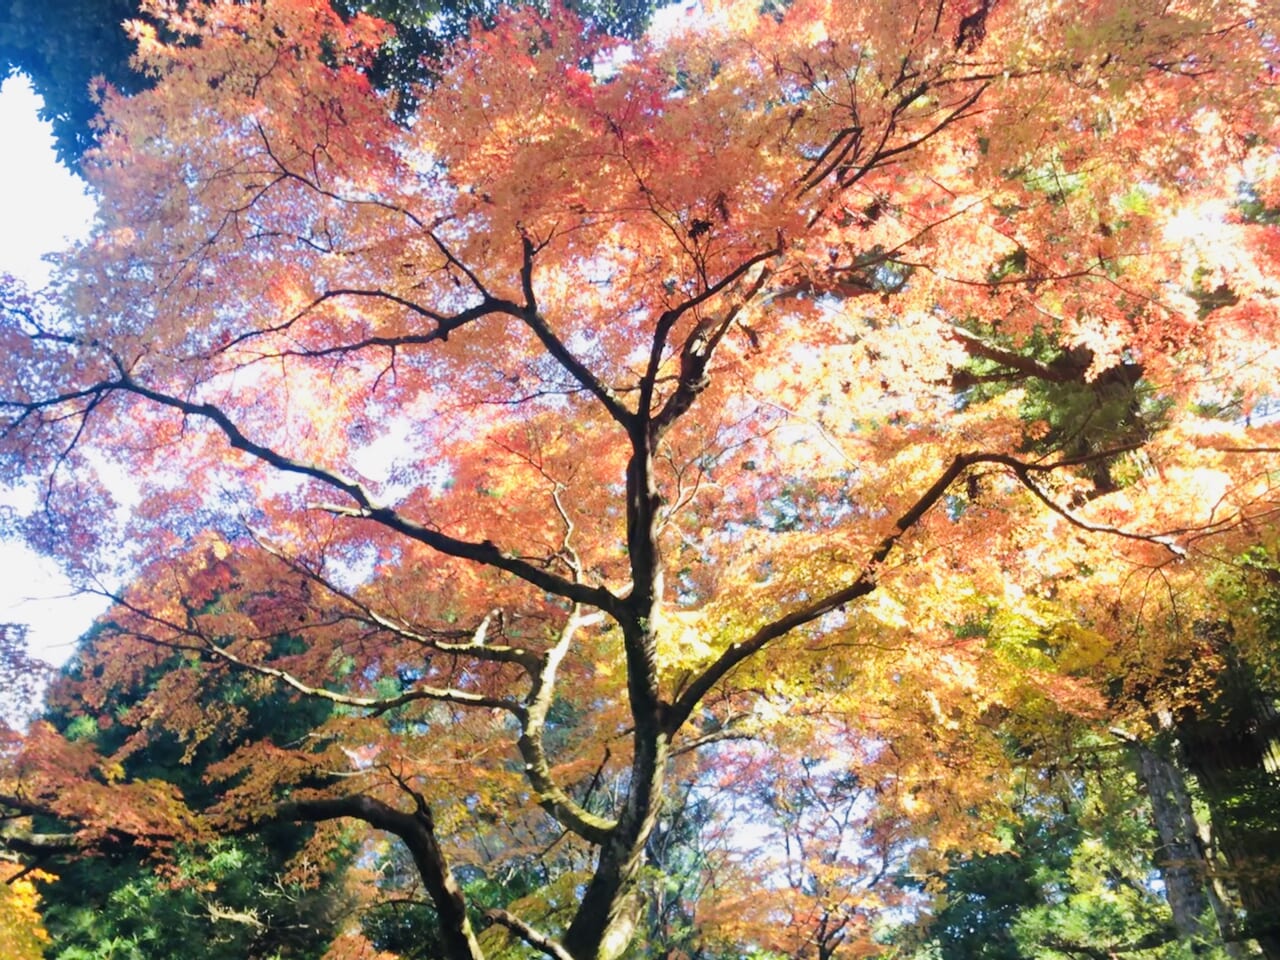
[637, 244, 781, 424]
[665, 451, 976, 733]
[96, 578, 531, 721]
[516, 607, 618, 844]
[1006, 456, 1187, 558]
[486, 909, 575, 960]
[229, 289, 518, 356]
[0, 828, 83, 857]
[652, 267, 772, 437]
[665, 446, 1166, 734]
[273, 793, 484, 960]
[197, 632, 524, 718]
[948, 325, 1064, 381]
[247, 534, 543, 670]
[106, 375, 621, 613]
[514, 235, 633, 427]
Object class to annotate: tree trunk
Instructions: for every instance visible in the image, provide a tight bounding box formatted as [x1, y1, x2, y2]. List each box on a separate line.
[1132, 741, 1216, 946]
[1176, 665, 1280, 960]
[561, 711, 669, 960]
[559, 441, 672, 960]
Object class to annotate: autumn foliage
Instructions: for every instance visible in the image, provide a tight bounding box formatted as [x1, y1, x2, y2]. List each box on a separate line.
[3, 0, 1280, 957]
[0, 862, 52, 960]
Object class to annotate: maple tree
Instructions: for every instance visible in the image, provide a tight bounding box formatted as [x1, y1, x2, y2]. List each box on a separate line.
[3, 0, 1280, 957]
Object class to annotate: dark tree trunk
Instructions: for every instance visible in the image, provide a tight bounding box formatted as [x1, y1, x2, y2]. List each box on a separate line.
[1175, 664, 1280, 960]
[1133, 741, 1215, 943]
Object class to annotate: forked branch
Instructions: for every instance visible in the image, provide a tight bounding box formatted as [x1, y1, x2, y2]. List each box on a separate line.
[638, 244, 782, 423]
[275, 793, 485, 960]
[664, 446, 1178, 734]
[514, 235, 633, 426]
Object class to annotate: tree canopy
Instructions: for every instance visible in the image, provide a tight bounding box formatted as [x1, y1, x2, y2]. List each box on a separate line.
[3, 0, 1280, 958]
[0, 0, 657, 168]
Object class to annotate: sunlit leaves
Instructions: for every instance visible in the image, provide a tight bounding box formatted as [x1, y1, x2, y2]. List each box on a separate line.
[0, 862, 52, 960]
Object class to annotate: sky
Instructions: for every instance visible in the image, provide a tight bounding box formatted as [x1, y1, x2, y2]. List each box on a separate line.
[0, 75, 104, 668]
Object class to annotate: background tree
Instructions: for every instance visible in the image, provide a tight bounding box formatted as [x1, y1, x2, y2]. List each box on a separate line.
[2, 1, 1279, 959]
[896, 562, 1280, 958]
[1148, 556, 1280, 957]
[29, 618, 351, 960]
[893, 745, 1226, 960]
